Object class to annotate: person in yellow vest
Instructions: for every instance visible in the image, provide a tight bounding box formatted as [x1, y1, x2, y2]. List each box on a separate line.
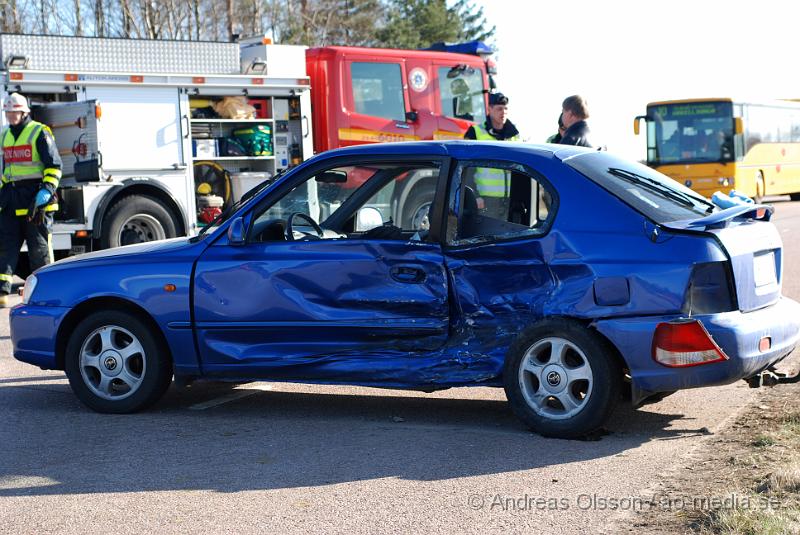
[0, 92, 62, 307]
[463, 92, 519, 215]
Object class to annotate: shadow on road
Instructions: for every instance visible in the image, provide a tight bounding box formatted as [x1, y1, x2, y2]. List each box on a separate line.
[0, 380, 709, 497]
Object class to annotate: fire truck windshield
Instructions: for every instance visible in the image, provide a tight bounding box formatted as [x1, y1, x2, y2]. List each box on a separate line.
[439, 66, 486, 124]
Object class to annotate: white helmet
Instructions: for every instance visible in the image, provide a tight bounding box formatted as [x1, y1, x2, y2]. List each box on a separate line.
[3, 92, 29, 113]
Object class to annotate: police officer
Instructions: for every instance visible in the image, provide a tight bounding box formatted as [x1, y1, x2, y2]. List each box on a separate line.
[0, 93, 62, 306]
[463, 92, 520, 214]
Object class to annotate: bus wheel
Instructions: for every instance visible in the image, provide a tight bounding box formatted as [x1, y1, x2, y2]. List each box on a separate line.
[755, 172, 765, 203]
[789, 193, 800, 201]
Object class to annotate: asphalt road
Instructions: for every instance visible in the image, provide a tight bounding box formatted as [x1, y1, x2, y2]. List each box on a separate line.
[1, 199, 799, 534]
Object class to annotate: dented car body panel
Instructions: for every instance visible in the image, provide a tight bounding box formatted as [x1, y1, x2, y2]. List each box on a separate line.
[11, 141, 800, 400]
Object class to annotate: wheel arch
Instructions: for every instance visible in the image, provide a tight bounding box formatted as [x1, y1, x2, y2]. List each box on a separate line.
[55, 296, 173, 372]
[91, 179, 188, 241]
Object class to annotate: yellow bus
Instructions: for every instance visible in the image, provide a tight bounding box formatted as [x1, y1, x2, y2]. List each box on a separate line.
[634, 98, 800, 201]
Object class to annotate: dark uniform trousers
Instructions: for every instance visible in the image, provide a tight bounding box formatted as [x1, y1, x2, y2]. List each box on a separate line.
[0, 208, 53, 294]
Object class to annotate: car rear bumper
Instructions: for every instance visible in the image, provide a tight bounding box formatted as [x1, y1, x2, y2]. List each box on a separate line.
[595, 297, 800, 401]
[10, 304, 70, 369]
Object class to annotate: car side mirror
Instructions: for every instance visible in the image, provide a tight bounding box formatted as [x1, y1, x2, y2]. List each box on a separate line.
[355, 206, 383, 232]
[227, 217, 246, 245]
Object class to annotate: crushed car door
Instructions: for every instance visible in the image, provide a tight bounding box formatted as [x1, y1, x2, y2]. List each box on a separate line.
[192, 159, 450, 382]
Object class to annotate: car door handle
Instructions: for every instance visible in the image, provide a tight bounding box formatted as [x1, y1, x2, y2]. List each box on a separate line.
[390, 265, 426, 283]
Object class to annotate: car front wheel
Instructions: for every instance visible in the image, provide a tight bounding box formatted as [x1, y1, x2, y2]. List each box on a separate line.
[503, 320, 621, 439]
[64, 310, 172, 413]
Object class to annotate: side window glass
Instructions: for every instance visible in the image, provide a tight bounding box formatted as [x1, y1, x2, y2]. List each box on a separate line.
[351, 62, 405, 121]
[446, 164, 554, 246]
[250, 162, 440, 243]
[438, 66, 487, 124]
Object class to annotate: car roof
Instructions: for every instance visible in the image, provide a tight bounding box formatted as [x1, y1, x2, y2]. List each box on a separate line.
[313, 140, 595, 162]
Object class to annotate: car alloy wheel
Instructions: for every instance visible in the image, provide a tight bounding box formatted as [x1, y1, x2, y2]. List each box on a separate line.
[65, 310, 172, 413]
[79, 324, 146, 401]
[517, 336, 593, 420]
[503, 319, 622, 439]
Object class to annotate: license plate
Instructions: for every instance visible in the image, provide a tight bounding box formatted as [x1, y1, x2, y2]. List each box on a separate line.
[753, 252, 777, 287]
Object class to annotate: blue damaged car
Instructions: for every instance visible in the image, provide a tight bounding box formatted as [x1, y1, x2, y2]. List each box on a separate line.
[11, 142, 800, 438]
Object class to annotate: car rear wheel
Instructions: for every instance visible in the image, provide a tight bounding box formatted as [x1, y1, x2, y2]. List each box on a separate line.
[64, 310, 172, 413]
[503, 319, 621, 439]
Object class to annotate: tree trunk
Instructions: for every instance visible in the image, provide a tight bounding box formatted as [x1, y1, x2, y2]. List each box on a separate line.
[74, 0, 83, 35]
[40, 0, 48, 33]
[119, 0, 133, 37]
[95, 0, 106, 37]
[193, 0, 200, 40]
[227, 0, 235, 41]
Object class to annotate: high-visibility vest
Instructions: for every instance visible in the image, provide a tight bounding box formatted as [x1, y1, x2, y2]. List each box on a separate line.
[2, 120, 61, 215]
[471, 124, 518, 198]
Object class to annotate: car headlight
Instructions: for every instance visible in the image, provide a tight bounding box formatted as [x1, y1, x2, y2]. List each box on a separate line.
[22, 274, 37, 304]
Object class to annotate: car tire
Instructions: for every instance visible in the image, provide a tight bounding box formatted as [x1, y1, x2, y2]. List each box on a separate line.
[101, 195, 179, 249]
[789, 192, 800, 202]
[64, 310, 172, 413]
[503, 319, 622, 439]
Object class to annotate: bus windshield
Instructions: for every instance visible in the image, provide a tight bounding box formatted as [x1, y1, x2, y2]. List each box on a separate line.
[646, 101, 735, 165]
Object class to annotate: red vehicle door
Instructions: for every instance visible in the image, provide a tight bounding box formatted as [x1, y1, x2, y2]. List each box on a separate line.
[433, 60, 488, 140]
[404, 57, 437, 141]
[341, 55, 417, 146]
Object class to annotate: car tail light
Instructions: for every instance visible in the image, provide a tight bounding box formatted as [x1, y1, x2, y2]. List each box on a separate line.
[652, 319, 729, 367]
[682, 261, 736, 315]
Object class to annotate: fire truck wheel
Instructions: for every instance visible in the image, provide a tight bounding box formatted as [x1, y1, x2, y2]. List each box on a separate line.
[101, 195, 179, 249]
[401, 182, 436, 231]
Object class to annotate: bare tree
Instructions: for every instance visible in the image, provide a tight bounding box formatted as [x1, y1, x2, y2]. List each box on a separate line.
[95, 0, 106, 36]
[73, 0, 84, 35]
[226, 0, 235, 41]
[1, 0, 22, 33]
[192, 0, 200, 40]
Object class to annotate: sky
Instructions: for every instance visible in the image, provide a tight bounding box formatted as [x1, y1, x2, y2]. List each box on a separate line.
[474, 0, 800, 160]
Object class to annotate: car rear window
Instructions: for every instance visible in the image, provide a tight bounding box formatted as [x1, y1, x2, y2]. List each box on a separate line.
[563, 151, 713, 223]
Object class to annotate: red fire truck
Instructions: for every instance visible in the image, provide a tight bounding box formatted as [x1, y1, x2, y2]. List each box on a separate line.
[1, 35, 494, 274]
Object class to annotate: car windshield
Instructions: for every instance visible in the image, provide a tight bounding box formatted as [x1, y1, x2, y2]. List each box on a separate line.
[192, 172, 283, 241]
[564, 151, 715, 223]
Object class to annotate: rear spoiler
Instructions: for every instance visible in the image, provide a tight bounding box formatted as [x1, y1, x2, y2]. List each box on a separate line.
[686, 204, 773, 229]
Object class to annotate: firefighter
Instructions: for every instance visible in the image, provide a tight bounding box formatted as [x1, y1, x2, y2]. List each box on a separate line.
[463, 92, 520, 214]
[0, 92, 62, 307]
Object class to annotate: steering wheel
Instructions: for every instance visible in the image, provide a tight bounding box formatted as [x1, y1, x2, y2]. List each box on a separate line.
[285, 212, 324, 241]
